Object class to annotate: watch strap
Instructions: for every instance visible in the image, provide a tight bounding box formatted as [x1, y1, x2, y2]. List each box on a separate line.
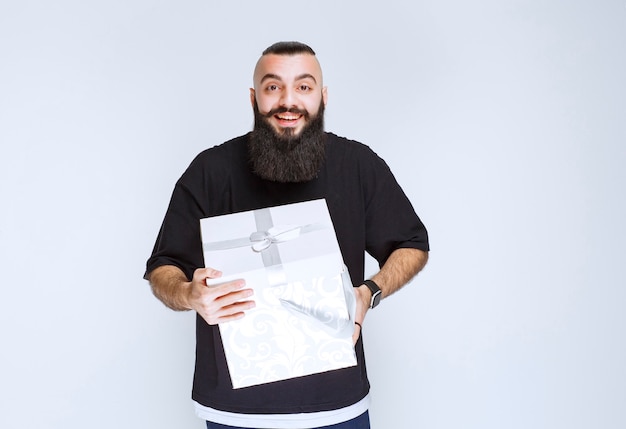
[363, 279, 382, 309]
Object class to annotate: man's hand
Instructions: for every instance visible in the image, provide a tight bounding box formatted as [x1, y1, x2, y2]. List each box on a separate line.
[148, 265, 255, 325]
[352, 284, 371, 344]
[186, 268, 255, 325]
[348, 248, 429, 344]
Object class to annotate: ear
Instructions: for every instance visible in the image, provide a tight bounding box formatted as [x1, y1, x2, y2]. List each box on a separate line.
[322, 86, 328, 106]
[249, 88, 256, 107]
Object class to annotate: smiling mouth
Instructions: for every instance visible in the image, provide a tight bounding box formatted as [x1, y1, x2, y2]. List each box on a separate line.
[274, 113, 303, 127]
[275, 113, 302, 121]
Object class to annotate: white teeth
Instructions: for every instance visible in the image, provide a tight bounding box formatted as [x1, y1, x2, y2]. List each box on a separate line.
[277, 114, 299, 120]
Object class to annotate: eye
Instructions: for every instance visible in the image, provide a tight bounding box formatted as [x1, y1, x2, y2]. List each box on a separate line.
[299, 84, 312, 92]
[266, 84, 279, 92]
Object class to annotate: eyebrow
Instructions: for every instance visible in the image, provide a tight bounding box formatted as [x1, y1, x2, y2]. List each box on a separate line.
[260, 73, 318, 84]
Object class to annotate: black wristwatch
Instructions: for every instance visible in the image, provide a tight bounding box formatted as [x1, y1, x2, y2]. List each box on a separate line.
[362, 280, 382, 309]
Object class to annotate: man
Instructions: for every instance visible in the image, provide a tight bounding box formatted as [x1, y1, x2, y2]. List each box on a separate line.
[145, 41, 429, 429]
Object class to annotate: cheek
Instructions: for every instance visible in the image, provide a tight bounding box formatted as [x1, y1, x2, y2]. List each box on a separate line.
[255, 95, 277, 115]
[305, 98, 322, 115]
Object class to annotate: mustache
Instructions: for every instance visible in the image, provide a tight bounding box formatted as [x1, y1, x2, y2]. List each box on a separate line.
[264, 106, 310, 119]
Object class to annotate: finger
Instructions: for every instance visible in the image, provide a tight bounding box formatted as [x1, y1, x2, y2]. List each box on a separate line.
[204, 267, 223, 279]
[352, 321, 362, 345]
[196, 280, 254, 323]
[195, 285, 252, 315]
[220, 299, 256, 316]
[206, 279, 250, 302]
[194, 267, 222, 284]
[212, 311, 246, 324]
[214, 286, 254, 308]
[204, 297, 256, 325]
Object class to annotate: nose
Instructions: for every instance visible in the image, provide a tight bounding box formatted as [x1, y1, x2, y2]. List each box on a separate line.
[279, 87, 297, 108]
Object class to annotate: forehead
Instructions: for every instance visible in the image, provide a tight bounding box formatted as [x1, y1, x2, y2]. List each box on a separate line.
[253, 54, 323, 86]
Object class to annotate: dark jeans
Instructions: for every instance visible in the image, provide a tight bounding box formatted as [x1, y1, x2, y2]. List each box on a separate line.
[206, 410, 370, 429]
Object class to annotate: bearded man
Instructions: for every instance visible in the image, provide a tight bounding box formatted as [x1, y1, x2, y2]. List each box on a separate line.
[145, 41, 429, 429]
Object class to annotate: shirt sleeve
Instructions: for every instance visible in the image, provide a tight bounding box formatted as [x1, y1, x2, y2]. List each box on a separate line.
[144, 167, 207, 281]
[362, 150, 430, 267]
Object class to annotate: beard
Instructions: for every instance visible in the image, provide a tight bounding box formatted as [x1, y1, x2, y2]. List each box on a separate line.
[248, 100, 326, 183]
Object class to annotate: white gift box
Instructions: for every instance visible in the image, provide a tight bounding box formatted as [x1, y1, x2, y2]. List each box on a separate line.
[200, 199, 357, 389]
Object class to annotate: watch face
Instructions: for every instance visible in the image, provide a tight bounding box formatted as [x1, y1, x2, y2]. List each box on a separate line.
[371, 290, 382, 308]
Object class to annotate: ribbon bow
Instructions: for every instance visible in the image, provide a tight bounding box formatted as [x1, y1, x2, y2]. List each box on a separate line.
[203, 222, 327, 254]
[249, 225, 302, 252]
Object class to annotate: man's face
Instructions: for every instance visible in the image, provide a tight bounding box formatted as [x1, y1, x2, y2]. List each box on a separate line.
[250, 53, 328, 137]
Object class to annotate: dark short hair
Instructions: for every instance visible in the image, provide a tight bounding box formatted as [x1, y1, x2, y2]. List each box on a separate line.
[262, 41, 316, 56]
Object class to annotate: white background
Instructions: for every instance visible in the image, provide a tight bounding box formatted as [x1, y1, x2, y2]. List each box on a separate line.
[1, 1, 625, 428]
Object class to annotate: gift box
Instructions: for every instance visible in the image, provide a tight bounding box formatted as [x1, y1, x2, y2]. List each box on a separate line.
[200, 199, 357, 389]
